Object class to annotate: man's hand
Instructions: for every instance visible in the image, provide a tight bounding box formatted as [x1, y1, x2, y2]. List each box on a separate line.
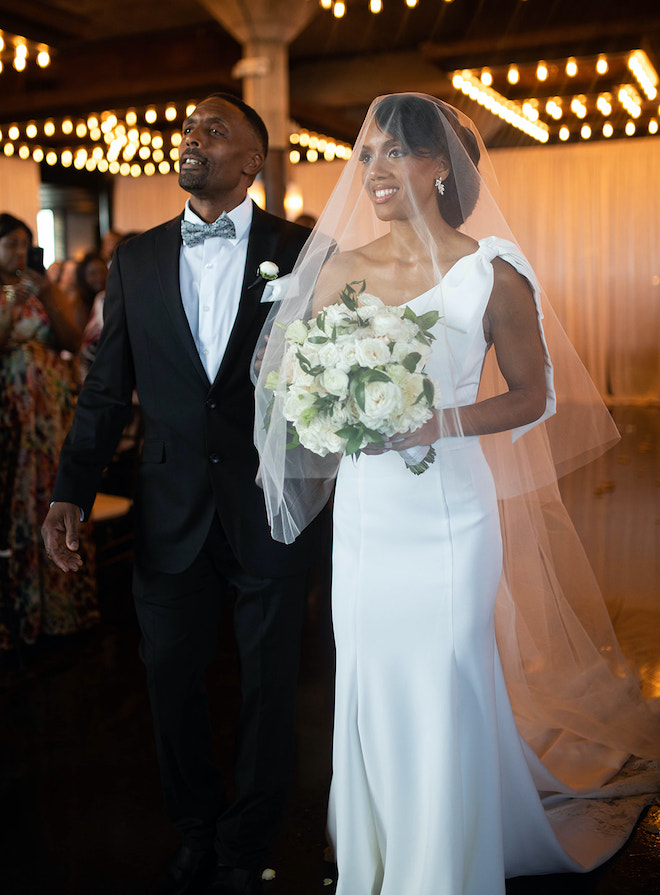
[41, 502, 84, 572]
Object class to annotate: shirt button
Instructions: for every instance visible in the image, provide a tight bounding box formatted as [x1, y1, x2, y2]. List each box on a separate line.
[206, 262, 213, 269]
[209, 453, 221, 464]
[202, 348, 208, 355]
[203, 305, 210, 312]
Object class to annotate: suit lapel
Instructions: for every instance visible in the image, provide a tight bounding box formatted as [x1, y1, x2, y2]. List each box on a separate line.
[154, 214, 210, 385]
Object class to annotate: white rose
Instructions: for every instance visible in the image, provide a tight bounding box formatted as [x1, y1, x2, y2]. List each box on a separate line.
[320, 367, 350, 398]
[317, 341, 341, 367]
[336, 338, 358, 369]
[290, 364, 315, 388]
[298, 416, 346, 456]
[355, 337, 391, 368]
[330, 403, 350, 427]
[344, 396, 362, 425]
[321, 303, 355, 329]
[360, 380, 403, 423]
[258, 261, 279, 280]
[285, 319, 309, 344]
[370, 309, 408, 341]
[355, 293, 384, 321]
[358, 292, 384, 309]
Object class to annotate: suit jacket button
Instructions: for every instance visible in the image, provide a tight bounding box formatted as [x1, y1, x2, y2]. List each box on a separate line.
[206, 398, 217, 410]
[209, 452, 221, 464]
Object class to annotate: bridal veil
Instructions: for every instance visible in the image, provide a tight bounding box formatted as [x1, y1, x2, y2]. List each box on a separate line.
[253, 93, 660, 783]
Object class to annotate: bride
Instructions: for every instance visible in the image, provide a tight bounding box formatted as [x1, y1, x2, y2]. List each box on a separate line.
[254, 94, 660, 894]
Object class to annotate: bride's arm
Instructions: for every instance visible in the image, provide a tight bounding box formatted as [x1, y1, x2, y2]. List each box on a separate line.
[387, 259, 547, 450]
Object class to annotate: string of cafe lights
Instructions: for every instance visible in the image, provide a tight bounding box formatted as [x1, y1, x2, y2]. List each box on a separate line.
[319, 0, 426, 16]
[0, 102, 353, 176]
[0, 29, 51, 74]
[453, 49, 659, 143]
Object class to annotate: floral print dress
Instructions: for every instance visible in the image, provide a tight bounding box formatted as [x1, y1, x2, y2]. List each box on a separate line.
[0, 293, 98, 650]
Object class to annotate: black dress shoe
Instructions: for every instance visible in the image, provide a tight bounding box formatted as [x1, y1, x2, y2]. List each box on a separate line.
[206, 864, 261, 895]
[149, 844, 216, 895]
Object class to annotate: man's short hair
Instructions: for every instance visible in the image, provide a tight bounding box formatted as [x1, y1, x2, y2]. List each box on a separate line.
[206, 93, 269, 157]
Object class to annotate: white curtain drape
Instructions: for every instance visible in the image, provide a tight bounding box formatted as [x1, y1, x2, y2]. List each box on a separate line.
[0, 157, 41, 235]
[110, 137, 660, 403]
[491, 137, 660, 403]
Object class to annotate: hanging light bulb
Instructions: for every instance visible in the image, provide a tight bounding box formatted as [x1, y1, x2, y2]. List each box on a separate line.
[596, 55, 608, 75]
[333, 1, 346, 17]
[37, 48, 50, 68]
[536, 60, 548, 81]
[507, 65, 519, 85]
[370, 0, 382, 12]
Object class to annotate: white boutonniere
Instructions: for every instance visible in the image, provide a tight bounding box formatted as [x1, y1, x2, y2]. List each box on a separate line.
[258, 261, 279, 281]
[259, 263, 292, 303]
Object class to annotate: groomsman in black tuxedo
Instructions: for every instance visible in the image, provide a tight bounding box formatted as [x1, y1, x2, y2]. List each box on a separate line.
[42, 94, 321, 895]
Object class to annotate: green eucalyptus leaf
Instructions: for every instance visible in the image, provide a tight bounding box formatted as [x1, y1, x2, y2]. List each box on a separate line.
[402, 352, 421, 373]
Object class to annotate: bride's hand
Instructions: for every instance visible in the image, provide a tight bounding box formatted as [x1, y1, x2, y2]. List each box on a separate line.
[388, 412, 440, 452]
[363, 412, 440, 455]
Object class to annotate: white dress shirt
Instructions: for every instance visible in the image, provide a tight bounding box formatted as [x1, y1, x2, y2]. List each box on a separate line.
[179, 195, 253, 382]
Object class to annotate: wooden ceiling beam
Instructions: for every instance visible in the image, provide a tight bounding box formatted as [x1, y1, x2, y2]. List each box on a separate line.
[0, 0, 90, 43]
[422, 17, 660, 68]
[0, 27, 241, 122]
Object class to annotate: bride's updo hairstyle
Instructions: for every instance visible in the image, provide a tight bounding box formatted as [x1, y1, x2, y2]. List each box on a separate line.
[373, 94, 481, 228]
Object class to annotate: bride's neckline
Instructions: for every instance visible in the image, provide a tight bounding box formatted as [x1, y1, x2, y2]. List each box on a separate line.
[402, 242, 485, 307]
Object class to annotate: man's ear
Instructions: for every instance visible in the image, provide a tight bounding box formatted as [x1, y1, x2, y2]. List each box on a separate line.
[244, 152, 264, 177]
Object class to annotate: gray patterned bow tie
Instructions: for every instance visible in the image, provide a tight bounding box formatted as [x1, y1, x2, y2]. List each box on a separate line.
[181, 213, 236, 247]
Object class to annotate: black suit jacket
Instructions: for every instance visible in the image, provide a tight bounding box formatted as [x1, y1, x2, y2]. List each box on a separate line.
[53, 203, 317, 577]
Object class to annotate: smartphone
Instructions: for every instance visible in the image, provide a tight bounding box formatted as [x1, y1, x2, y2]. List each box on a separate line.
[27, 246, 45, 274]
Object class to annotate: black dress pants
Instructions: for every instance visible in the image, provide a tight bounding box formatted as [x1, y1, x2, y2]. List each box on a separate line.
[133, 514, 308, 869]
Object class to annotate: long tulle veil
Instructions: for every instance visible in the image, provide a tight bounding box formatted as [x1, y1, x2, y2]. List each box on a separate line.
[253, 93, 660, 782]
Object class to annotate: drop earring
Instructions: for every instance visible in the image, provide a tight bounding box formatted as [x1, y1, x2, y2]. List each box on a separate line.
[434, 176, 445, 196]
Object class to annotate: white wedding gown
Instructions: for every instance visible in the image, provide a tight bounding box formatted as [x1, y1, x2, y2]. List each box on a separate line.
[328, 238, 659, 895]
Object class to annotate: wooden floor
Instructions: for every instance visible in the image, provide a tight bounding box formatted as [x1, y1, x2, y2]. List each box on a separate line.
[0, 406, 658, 895]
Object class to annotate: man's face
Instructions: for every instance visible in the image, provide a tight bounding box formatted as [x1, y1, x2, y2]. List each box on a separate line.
[178, 97, 263, 206]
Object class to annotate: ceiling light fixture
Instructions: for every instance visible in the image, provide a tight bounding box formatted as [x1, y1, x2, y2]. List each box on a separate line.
[451, 70, 549, 143]
[0, 30, 53, 74]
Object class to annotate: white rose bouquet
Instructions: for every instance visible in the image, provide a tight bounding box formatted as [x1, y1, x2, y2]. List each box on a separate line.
[265, 280, 440, 474]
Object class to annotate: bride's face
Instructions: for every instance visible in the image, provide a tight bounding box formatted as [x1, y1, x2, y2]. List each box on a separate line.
[359, 120, 447, 222]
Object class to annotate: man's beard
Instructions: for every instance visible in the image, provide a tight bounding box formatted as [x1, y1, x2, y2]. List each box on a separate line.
[178, 166, 208, 192]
